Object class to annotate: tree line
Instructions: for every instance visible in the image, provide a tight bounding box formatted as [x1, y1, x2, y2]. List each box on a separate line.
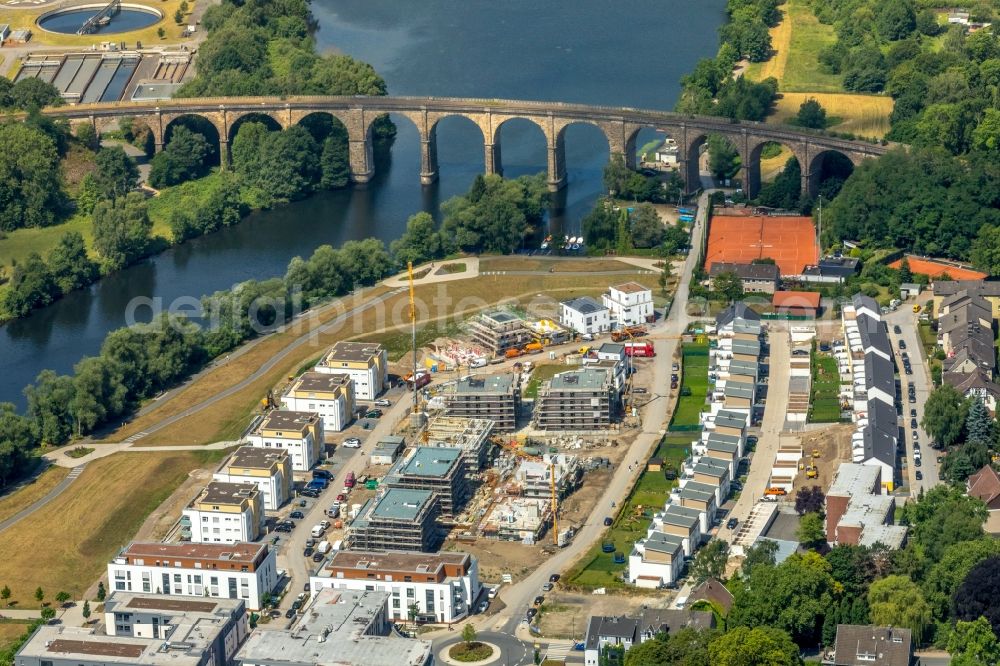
[0, 172, 549, 488]
[620, 481, 1000, 665]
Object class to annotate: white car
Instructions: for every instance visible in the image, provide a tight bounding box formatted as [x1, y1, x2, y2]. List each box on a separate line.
[342, 438, 362, 448]
[374, 399, 392, 407]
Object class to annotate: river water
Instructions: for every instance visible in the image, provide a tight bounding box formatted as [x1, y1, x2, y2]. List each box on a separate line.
[0, 0, 726, 407]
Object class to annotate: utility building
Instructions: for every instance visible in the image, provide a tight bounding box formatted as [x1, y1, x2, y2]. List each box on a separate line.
[281, 371, 355, 432]
[348, 488, 441, 553]
[314, 341, 388, 400]
[534, 367, 616, 430]
[383, 446, 470, 518]
[444, 373, 520, 431]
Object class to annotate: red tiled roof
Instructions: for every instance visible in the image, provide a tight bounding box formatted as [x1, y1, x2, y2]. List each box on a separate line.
[773, 291, 821, 309]
[968, 465, 1000, 508]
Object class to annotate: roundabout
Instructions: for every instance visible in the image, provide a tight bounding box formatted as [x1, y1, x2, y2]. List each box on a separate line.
[443, 641, 500, 664]
[434, 631, 533, 666]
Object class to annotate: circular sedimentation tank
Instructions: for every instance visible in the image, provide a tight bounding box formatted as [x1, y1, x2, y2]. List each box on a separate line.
[37, 4, 162, 35]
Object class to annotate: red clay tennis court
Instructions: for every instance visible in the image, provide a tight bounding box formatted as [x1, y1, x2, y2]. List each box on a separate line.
[888, 255, 987, 281]
[704, 216, 819, 276]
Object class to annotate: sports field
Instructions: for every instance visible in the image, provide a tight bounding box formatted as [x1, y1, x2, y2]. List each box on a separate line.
[705, 216, 818, 276]
[888, 256, 988, 281]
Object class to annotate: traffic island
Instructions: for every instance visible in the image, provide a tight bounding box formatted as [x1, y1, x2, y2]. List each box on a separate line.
[445, 641, 498, 664]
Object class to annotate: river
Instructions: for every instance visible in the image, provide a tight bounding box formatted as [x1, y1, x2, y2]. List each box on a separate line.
[0, 0, 726, 407]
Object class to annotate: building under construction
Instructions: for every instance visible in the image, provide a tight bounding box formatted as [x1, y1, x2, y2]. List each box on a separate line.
[513, 453, 582, 500]
[534, 367, 616, 430]
[468, 311, 533, 356]
[444, 374, 521, 431]
[383, 446, 470, 519]
[424, 416, 496, 473]
[347, 488, 441, 553]
[481, 498, 552, 544]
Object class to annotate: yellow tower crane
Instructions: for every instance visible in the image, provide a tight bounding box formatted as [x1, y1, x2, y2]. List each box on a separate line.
[408, 261, 419, 417]
[550, 461, 559, 546]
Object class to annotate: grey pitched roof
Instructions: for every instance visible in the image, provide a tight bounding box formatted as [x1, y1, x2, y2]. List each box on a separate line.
[680, 482, 718, 503]
[857, 315, 891, 357]
[852, 293, 880, 315]
[693, 458, 729, 479]
[731, 339, 761, 357]
[714, 410, 748, 429]
[863, 423, 896, 468]
[716, 302, 761, 329]
[639, 608, 715, 637]
[660, 505, 702, 529]
[833, 625, 912, 666]
[944, 369, 1000, 398]
[724, 381, 755, 400]
[864, 354, 896, 401]
[934, 280, 1000, 298]
[585, 616, 639, 651]
[643, 531, 684, 555]
[706, 438, 739, 455]
[709, 262, 780, 281]
[728, 359, 759, 377]
[868, 399, 899, 441]
[563, 296, 608, 315]
[732, 319, 763, 335]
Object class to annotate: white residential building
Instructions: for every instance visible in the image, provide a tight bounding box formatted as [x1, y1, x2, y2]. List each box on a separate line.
[244, 410, 323, 472]
[281, 371, 355, 432]
[628, 531, 684, 588]
[311, 550, 481, 624]
[212, 446, 293, 511]
[560, 296, 611, 335]
[603, 282, 654, 327]
[181, 481, 264, 544]
[108, 542, 279, 611]
[314, 341, 388, 401]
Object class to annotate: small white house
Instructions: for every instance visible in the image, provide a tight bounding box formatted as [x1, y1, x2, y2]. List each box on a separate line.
[603, 282, 654, 327]
[181, 482, 264, 544]
[560, 296, 611, 336]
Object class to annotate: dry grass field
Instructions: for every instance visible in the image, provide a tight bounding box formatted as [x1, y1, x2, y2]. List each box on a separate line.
[0, 465, 68, 524]
[0, 0, 195, 49]
[0, 450, 225, 607]
[771, 92, 894, 139]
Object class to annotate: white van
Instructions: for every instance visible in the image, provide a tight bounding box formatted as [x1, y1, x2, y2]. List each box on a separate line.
[470, 357, 487, 368]
[311, 524, 325, 538]
[317, 540, 332, 554]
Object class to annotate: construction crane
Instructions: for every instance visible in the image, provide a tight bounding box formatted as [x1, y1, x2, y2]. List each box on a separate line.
[408, 261, 419, 418]
[550, 461, 559, 546]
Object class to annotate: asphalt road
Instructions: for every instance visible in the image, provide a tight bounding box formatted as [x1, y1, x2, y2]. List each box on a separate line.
[885, 301, 941, 495]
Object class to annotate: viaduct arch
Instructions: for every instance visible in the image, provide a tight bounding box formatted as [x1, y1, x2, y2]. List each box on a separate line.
[64, 96, 893, 197]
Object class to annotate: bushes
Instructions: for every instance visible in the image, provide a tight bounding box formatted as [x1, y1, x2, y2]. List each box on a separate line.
[1, 233, 99, 318]
[0, 123, 66, 232]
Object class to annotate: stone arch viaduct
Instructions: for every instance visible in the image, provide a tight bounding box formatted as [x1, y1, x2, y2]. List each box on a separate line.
[45, 95, 893, 198]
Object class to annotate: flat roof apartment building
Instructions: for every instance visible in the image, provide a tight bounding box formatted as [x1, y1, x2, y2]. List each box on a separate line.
[237, 589, 433, 666]
[383, 446, 470, 518]
[424, 415, 495, 473]
[15, 593, 248, 666]
[244, 410, 323, 472]
[314, 341, 388, 401]
[108, 542, 278, 611]
[534, 367, 616, 431]
[348, 488, 441, 553]
[560, 296, 611, 335]
[212, 445, 293, 512]
[468, 310, 534, 356]
[311, 550, 481, 624]
[603, 282, 654, 327]
[181, 481, 264, 544]
[444, 373, 520, 431]
[281, 371, 355, 432]
[826, 463, 908, 549]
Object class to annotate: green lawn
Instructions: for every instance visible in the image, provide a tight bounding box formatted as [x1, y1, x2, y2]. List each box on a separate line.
[809, 351, 842, 422]
[524, 363, 565, 399]
[670, 341, 710, 428]
[356, 320, 461, 362]
[566, 435, 690, 589]
[778, 0, 842, 92]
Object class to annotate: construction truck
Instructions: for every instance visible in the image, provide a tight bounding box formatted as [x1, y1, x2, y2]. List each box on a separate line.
[404, 371, 431, 389]
[806, 465, 818, 479]
[611, 326, 648, 342]
[524, 342, 544, 354]
[504, 348, 523, 359]
[624, 341, 655, 357]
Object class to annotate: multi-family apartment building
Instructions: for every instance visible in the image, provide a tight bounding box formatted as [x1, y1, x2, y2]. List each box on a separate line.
[602, 282, 654, 327]
[181, 481, 264, 544]
[348, 488, 441, 553]
[281, 371, 355, 432]
[444, 373, 520, 431]
[468, 310, 533, 356]
[310, 550, 481, 624]
[212, 445, 293, 511]
[534, 367, 616, 430]
[244, 409, 323, 472]
[383, 446, 470, 518]
[314, 341, 388, 401]
[107, 542, 278, 611]
[560, 296, 611, 335]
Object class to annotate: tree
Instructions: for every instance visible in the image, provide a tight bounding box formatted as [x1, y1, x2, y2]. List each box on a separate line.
[47, 232, 99, 294]
[868, 575, 931, 643]
[76, 123, 98, 150]
[948, 617, 1000, 666]
[708, 626, 802, 666]
[875, 0, 916, 41]
[972, 226, 1000, 275]
[440, 174, 547, 254]
[91, 192, 153, 271]
[157, 26, 166, 39]
[713, 271, 743, 302]
[794, 486, 825, 515]
[0, 123, 65, 231]
[954, 556, 1000, 638]
[707, 135, 741, 180]
[40, 607, 55, 622]
[1, 253, 58, 318]
[174, 8, 184, 24]
[797, 512, 826, 549]
[625, 633, 672, 666]
[966, 398, 996, 448]
[898, 257, 913, 283]
[96, 582, 106, 602]
[461, 623, 476, 645]
[630, 204, 665, 248]
[149, 126, 212, 188]
[92, 146, 139, 201]
[826, 545, 877, 598]
[55, 591, 70, 606]
[9, 78, 61, 110]
[796, 98, 827, 129]
[658, 260, 673, 295]
[389, 212, 443, 266]
[82, 600, 91, 620]
[34, 587, 44, 604]
[690, 539, 729, 585]
[922, 384, 969, 447]
[742, 539, 779, 578]
[1, 585, 10, 606]
[924, 538, 1000, 620]
[24, 370, 75, 445]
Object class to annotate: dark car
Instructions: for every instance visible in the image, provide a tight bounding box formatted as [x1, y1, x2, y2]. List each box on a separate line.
[726, 517, 739, 530]
[893, 325, 901, 334]
[312, 552, 325, 562]
[534, 596, 544, 606]
[746, 435, 759, 446]
[312, 469, 333, 480]
[910, 408, 917, 417]
[290, 510, 305, 520]
[910, 418, 917, 429]
[898, 340, 907, 350]
[549, 574, 560, 583]
[285, 608, 296, 619]
[905, 367, 913, 376]
[914, 457, 922, 467]
[275, 524, 293, 533]
[526, 608, 537, 619]
[303, 547, 314, 557]
[915, 470, 923, 481]
[603, 517, 613, 526]
[364, 409, 383, 419]
[909, 395, 917, 403]
[291, 600, 303, 611]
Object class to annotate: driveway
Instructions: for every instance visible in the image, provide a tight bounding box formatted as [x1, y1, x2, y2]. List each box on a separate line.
[884, 300, 941, 495]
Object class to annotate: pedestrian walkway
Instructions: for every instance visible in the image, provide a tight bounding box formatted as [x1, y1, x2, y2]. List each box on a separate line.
[0, 465, 86, 533]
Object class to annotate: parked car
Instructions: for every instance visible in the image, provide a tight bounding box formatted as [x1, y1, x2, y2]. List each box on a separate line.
[534, 595, 544, 605]
[898, 340, 906, 350]
[342, 438, 362, 448]
[633, 387, 648, 394]
[320, 520, 331, 530]
[913, 431, 919, 440]
[542, 582, 553, 592]
[312, 469, 333, 481]
[910, 408, 917, 417]
[303, 547, 314, 557]
[726, 517, 739, 530]
[526, 608, 537, 619]
[603, 517, 613, 526]
[312, 552, 325, 562]
[478, 600, 489, 613]
[915, 470, 923, 481]
[893, 325, 902, 334]
[285, 608, 296, 619]
[275, 524, 292, 533]
[290, 511, 305, 520]
[305, 538, 315, 548]
[364, 409, 383, 419]
[337, 493, 348, 502]
[914, 457, 922, 467]
[746, 435, 759, 446]
[910, 418, 918, 429]
[549, 574, 560, 583]
[374, 399, 392, 407]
